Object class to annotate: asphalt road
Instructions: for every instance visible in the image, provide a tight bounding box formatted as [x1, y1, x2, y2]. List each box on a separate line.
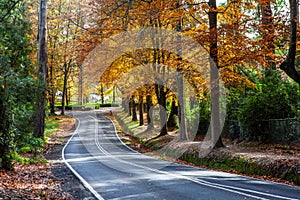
[63, 110, 300, 200]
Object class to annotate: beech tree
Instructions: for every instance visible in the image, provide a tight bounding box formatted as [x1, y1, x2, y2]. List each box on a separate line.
[207, 0, 225, 147]
[68, 0, 299, 145]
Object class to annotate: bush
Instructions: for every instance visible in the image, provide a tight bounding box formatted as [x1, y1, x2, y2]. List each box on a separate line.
[238, 71, 299, 142]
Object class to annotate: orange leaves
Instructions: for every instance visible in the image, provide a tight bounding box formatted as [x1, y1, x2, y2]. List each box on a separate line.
[54, 0, 298, 99]
[220, 67, 256, 88]
[297, 30, 300, 51]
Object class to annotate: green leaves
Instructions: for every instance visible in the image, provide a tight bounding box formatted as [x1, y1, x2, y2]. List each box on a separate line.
[0, 0, 36, 170]
[235, 71, 300, 142]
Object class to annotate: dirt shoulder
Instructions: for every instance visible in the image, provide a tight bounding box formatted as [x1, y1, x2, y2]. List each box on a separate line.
[0, 115, 95, 200]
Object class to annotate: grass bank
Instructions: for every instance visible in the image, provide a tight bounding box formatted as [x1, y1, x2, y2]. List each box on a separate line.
[113, 110, 300, 186]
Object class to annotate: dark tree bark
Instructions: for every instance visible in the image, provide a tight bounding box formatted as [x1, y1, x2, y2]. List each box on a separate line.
[67, 87, 71, 106]
[48, 56, 55, 115]
[280, 0, 300, 85]
[167, 98, 178, 131]
[155, 83, 168, 136]
[99, 83, 104, 104]
[261, 1, 276, 74]
[146, 94, 153, 129]
[129, 96, 133, 116]
[61, 60, 72, 115]
[34, 0, 48, 138]
[48, 94, 55, 114]
[112, 85, 116, 103]
[48, 89, 55, 115]
[208, 0, 224, 148]
[78, 65, 83, 105]
[61, 65, 67, 115]
[131, 96, 137, 121]
[143, 102, 147, 113]
[139, 94, 144, 126]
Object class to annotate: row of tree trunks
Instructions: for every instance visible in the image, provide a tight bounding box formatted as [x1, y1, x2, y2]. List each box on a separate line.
[124, 94, 179, 131]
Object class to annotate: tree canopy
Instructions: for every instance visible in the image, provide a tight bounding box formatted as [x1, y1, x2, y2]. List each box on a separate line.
[0, 0, 299, 169]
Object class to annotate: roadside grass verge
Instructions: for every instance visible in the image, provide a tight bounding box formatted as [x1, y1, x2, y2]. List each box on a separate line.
[45, 117, 60, 137]
[10, 116, 60, 165]
[113, 109, 300, 186]
[179, 152, 300, 185]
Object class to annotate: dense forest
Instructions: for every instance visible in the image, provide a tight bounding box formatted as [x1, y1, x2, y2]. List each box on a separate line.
[0, 0, 299, 170]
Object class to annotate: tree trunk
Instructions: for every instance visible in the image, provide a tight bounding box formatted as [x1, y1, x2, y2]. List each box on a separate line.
[279, 0, 300, 85]
[146, 94, 153, 129]
[67, 88, 71, 106]
[167, 98, 178, 131]
[143, 103, 147, 113]
[100, 83, 104, 104]
[176, 5, 187, 140]
[48, 62, 55, 115]
[260, 1, 276, 79]
[177, 72, 187, 140]
[131, 96, 137, 121]
[129, 96, 133, 116]
[34, 0, 48, 138]
[78, 65, 83, 105]
[208, 0, 224, 148]
[157, 84, 168, 136]
[61, 63, 68, 115]
[49, 90, 55, 115]
[139, 94, 144, 126]
[150, 16, 168, 137]
[123, 96, 129, 114]
[152, 50, 168, 137]
[112, 85, 116, 103]
[66, 87, 69, 106]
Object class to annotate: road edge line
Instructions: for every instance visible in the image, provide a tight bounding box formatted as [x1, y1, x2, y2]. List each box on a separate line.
[104, 115, 140, 154]
[96, 115, 299, 200]
[93, 116, 267, 199]
[62, 116, 105, 200]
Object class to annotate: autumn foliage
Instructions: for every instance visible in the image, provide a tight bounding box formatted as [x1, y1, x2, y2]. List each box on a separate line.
[0, 0, 299, 170]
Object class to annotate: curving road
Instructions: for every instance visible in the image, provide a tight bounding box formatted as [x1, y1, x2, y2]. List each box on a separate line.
[63, 110, 300, 200]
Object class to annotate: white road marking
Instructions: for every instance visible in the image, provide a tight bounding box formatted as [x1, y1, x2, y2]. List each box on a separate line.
[63, 112, 299, 200]
[91, 115, 299, 200]
[62, 117, 105, 200]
